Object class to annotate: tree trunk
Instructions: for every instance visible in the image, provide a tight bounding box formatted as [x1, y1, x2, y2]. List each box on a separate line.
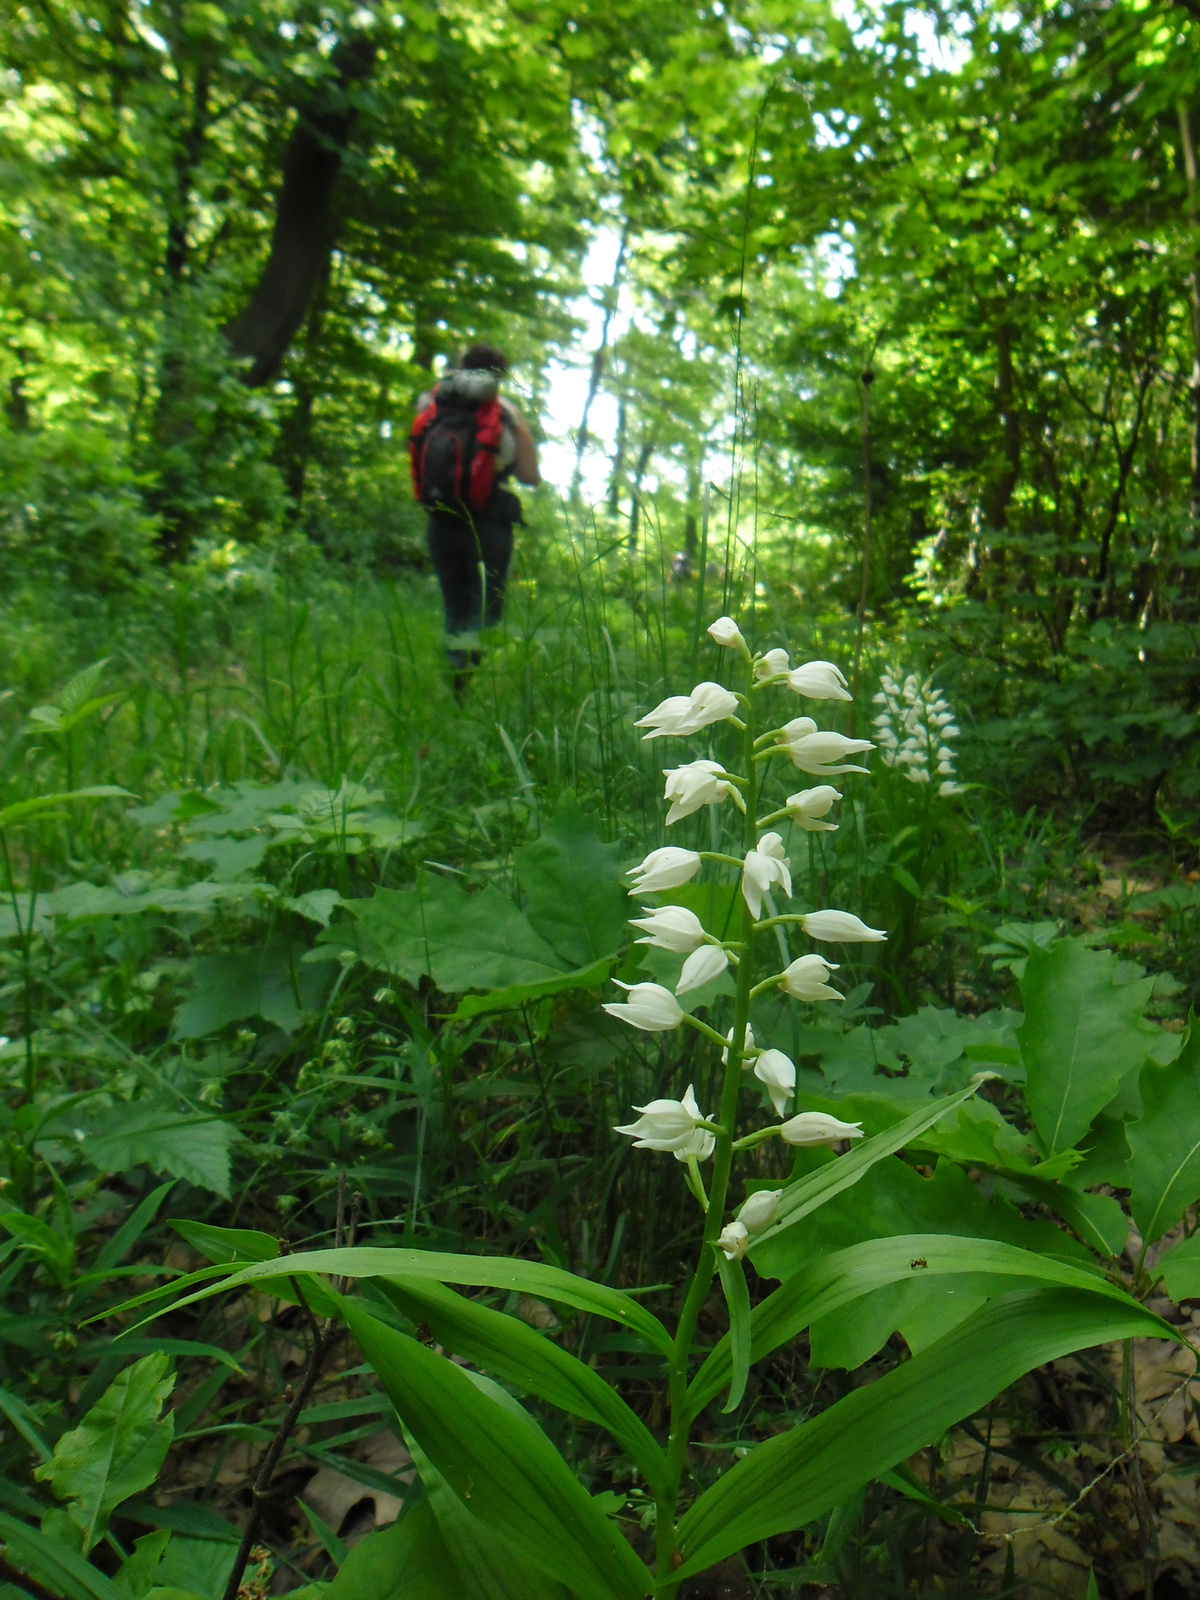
[224, 36, 375, 388]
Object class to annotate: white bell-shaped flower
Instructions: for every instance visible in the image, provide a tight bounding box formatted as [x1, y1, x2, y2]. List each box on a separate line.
[635, 681, 739, 741]
[754, 647, 790, 681]
[603, 981, 684, 1032]
[614, 1084, 710, 1151]
[738, 1188, 782, 1233]
[718, 1220, 750, 1261]
[801, 909, 887, 943]
[753, 1047, 796, 1116]
[785, 786, 841, 832]
[630, 904, 706, 953]
[633, 695, 693, 739]
[787, 660, 853, 702]
[780, 953, 842, 1001]
[675, 943, 729, 996]
[742, 832, 792, 919]
[707, 616, 744, 649]
[784, 730, 874, 777]
[663, 759, 733, 825]
[779, 1110, 864, 1147]
[626, 847, 702, 895]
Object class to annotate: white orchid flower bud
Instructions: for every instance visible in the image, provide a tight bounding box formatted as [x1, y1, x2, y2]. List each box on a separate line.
[753, 1047, 796, 1116]
[754, 647, 790, 680]
[801, 910, 887, 943]
[779, 1110, 864, 1147]
[614, 1084, 710, 1151]
[630, 904, 706, 953]
[784, 730, 874, 777]
[626, 847, 702, 895]
[603, 981, 684, 1032]
[676, 943, 729, 995]
[777, 715, 818, 743]
[718, 1220, 750, 1260]
[939, 780, 965, 797]
[780, 953, 842, 1001]
[722, 1023, 756, 1065]
[707, 616, 744, 649]
[787, 660, 853, 702]
[738, 1188, 782, 1233]
[742, 831, 792, 919]
[663, 759, 733, 825]
[634, 695, 693, 739]
[785, 786, 841, 832]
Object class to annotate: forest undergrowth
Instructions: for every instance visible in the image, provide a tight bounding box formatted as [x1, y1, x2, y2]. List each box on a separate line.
[0, 500, 1197, 1600]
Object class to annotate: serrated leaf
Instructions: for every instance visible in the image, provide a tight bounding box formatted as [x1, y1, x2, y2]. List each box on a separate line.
[514, 794, 629, 968]
[72, 1109, 236, 1197]
[1018, 939, 1156, 1153]
[34, 1356, 175, 1552]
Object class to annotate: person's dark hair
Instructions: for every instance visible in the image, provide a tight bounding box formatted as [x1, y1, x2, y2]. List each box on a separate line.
[461, 343, 509, 374]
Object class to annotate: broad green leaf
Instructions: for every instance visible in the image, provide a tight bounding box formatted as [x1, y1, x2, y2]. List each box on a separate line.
[451, 956, 616, 1019]
[341, 1300, 651, 1600]
[750, 1077, 990, 1252]
[760, 1156, 1094, 1368]
[1126, 1015, 1200, 1243]
[152, 1536, 236, 1598]
[674, 1287, 1176, 1582]
[325, 1502, 488, 1600]
[71, 1108, 237, 1198]
[690, 1232, 1130, 1418]
[343, 876, 567, 992]
[514, 794, 629, 967]
[1017, 939, 1156, 1154]
[378, 1277, 667, 1493]
[133, 1246, 672, 1354]
[1007, 1176, 1129, 1259]
[1086, 1572, 1101, 1600]
[34, 1355, 175, 1552]
[0, 1510, 128, 1600]
[406, 1436, 571, 1599]
[174, 938, 331, 1038]
[715, 1255, 751, 1413]
[169, 1221, 279, 1265]
[116, 1530, 171, 1597]
[1156, 1232, 1200, 1302]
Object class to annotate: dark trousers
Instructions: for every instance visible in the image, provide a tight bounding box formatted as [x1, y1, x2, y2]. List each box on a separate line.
[426, 493, 518, 651]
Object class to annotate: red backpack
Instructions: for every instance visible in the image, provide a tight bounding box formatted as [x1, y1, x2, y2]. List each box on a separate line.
[409, 383, 503, 515]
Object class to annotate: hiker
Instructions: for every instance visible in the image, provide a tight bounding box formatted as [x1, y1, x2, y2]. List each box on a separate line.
[409, 344, 540, 690]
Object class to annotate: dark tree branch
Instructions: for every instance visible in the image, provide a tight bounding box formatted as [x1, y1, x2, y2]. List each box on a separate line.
[223, 36, 376, 387]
